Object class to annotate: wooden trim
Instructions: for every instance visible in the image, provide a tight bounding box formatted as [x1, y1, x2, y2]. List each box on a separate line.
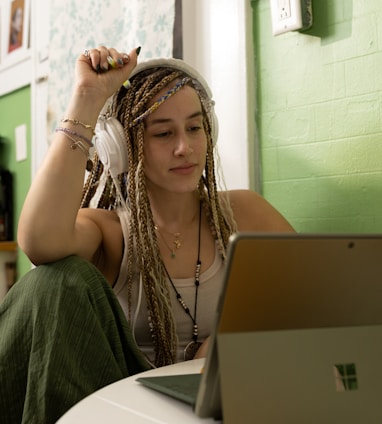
[173, 0, 183, 59]
[0, 241, 17, 251]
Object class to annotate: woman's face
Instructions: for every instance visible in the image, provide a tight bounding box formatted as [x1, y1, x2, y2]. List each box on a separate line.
[143, 84, 208, 194]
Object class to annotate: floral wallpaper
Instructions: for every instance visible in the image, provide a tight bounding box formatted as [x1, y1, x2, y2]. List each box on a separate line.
[47, 0, 175, 136]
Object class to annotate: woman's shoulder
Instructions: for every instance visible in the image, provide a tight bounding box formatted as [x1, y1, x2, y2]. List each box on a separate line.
[220, 189, 295, 233]
[218, 188, 268, 209]
[222, 189, 262, 202]
[78, 207, 123, 283]
[78, 207, 120, 223]
[77, 207, 122, 249]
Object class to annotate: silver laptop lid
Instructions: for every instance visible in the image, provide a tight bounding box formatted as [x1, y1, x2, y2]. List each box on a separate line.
[196, 233, 382, 423]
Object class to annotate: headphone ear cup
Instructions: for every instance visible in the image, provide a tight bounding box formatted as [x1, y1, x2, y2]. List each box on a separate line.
[94, 117, 129, 177]
[209, 105, 219, 147]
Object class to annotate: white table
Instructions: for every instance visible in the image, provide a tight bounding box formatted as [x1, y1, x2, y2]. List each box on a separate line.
[57, 358, 221, 423]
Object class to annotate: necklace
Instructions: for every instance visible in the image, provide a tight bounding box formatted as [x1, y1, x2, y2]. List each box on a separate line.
[155, 227, 182, 259]
[162, 201, 202, 361]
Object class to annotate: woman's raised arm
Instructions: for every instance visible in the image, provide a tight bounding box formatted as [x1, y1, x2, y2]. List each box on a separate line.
[18, 46, 140, 265]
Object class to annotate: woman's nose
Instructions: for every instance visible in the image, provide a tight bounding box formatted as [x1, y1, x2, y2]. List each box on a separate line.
[174, 132, 193, 156]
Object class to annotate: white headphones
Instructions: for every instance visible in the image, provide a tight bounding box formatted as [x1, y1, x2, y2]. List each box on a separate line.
[94, 57, 219, 177]
[95, 114, 129, 178]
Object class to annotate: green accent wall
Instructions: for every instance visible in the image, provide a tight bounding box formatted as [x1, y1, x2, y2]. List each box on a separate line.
[0, 86, 32, 278]
[253, 0, 382, 233]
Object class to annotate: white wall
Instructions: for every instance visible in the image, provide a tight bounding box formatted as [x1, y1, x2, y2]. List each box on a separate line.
[182, 0, 255, 189]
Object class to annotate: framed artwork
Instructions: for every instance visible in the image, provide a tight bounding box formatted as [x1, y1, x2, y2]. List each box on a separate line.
[1, 0, 30, 68]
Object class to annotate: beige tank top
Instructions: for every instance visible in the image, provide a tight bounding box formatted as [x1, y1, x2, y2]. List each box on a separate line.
[113, 208, 225, 363]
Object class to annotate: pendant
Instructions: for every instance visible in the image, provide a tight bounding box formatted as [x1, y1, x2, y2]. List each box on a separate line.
[86, 159, 93, 172]
[184, 340, 202, 361]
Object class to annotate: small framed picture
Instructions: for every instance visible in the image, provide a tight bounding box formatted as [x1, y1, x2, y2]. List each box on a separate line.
[1, 0, 30, 68]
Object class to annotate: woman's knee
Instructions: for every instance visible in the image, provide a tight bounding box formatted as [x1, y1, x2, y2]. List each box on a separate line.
[4, 255, 108, 309]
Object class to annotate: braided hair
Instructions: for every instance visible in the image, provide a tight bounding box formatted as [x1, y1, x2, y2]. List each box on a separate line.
[81, 64, 237, 366]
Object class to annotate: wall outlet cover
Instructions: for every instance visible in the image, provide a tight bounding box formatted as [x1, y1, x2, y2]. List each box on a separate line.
[270, 0, 312, 36]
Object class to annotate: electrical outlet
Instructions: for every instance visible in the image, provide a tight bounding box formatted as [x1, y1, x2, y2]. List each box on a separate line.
[270, 0, 312, 36]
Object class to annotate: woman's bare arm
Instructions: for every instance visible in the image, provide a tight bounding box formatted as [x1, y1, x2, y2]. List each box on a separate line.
[18, 46, 139, 265]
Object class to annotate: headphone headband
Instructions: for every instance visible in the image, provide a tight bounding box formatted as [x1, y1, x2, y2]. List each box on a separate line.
[129, 57, 213, 101]
[129, 57, 218, 147]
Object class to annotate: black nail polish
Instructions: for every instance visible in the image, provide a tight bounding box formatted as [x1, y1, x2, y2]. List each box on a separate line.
[136, 46, 141, 56]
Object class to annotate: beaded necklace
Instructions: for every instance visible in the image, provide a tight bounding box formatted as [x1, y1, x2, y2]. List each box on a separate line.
[162, 201, 202, 361]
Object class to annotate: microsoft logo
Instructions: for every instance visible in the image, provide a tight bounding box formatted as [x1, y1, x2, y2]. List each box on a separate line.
[334, 363, 358, 392]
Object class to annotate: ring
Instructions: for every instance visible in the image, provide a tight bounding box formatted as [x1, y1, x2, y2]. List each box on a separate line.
[84, 49, 91, 59]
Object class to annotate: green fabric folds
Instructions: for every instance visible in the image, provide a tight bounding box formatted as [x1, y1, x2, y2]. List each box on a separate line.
[0, 255, 150, 424]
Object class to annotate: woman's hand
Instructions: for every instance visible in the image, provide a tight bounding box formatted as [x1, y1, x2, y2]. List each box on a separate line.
[73, 45, 140, 107]
[194, 336, 211, 359]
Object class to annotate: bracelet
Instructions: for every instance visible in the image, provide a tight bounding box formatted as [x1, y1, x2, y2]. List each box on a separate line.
[56, 128, 93, 172]
[55, 127, 94, 147]
[61, 117, 96, 135]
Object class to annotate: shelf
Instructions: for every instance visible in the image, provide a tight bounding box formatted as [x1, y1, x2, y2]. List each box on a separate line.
[0, 241, 17, 252]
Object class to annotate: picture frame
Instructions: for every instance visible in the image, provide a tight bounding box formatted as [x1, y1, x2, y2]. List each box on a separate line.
[1, 0, 30, 69]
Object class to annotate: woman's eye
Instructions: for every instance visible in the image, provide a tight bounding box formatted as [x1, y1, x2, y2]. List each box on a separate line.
[155, 131, 171, 138]
[188, 126, 202, 132]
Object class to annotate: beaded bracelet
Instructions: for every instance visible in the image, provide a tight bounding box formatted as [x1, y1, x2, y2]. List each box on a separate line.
[61, 117, 96, 135]
[56, 128, 93, 172]
[55, 127, 94, 147]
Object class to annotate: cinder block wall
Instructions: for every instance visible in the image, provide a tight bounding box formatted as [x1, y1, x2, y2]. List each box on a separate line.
[253, 0, 382, 233]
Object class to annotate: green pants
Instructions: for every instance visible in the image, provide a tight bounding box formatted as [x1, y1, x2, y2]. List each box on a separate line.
[0, 256, 150, 424]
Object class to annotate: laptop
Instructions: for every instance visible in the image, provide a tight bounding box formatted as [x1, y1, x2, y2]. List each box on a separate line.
[137, 233, 382, 423]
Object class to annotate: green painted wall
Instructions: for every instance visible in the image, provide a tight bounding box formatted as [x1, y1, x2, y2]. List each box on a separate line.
[253, 0, 382, 233]
[0, 86, 32, 278]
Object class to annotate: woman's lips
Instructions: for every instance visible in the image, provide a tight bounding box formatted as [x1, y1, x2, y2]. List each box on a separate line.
[170, 163, 196, 175]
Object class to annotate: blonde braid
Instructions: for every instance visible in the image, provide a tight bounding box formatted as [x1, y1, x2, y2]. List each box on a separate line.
[135, 129, 178, 364]
[81, 66, 236, 367]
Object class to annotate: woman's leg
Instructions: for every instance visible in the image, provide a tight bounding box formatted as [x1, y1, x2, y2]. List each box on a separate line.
[0, 255, 149, 424]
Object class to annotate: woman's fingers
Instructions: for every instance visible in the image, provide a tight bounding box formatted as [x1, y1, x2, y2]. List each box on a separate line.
[81, 46, 136, 73]
[77, 46, 140, 96]
[106, 47, 129, 68]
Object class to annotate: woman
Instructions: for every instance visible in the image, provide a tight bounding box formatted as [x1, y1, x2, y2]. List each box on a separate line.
[1, 46, 294, 423]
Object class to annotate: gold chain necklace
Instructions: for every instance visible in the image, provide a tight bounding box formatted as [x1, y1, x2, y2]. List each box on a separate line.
[154, 203, 200, 259]
[155, 227, 182, 259]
